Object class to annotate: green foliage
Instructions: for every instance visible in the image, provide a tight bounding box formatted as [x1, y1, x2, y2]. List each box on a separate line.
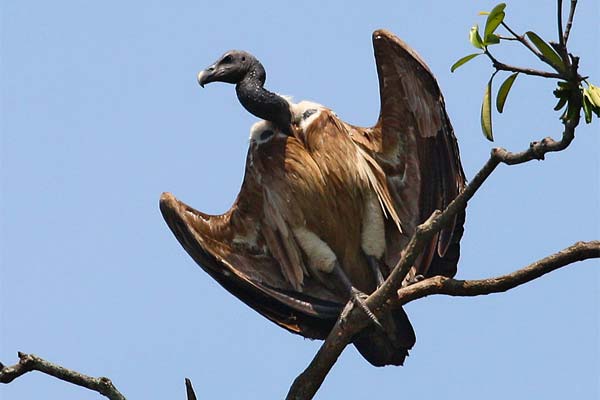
[496, 73, 519, 113]
[469, 25, 485, 49]
[452, 6, 506, 74]
[484, 3, 506, 43]
[453, 2, 597, 141]
[451, 53, 481, 72]
[481, 76, 494, 141]
[525, 31, 566, 73]
[554, 82, 600, 124]
[583, 84, 600, 122]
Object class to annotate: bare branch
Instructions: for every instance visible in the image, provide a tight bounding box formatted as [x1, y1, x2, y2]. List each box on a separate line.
[558, 0, 565, 47]
[495, 62, 562, 79]
[0, 352, 126, 400]
[497, 35, 520, 42]
[498, 17, 574, 76]
[485, 50, 563, 79]
[500, 21, 543, 58]
[564, 0, 578, 44]
[397, 241, 600, 304]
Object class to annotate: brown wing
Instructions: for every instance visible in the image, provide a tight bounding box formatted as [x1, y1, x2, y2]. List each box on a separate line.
[351, 30, 466, 281]
[159, 146, 343, 339]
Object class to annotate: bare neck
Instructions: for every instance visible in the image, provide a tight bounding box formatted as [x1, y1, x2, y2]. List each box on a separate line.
[235, 65, 292, 134]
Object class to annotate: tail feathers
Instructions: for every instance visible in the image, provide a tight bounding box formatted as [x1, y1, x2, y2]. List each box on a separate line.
[352, 307, 415, 367]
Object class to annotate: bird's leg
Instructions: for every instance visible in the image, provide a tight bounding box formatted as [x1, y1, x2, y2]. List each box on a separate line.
[366, 255, 386, 287]
[361, 193, 388, 288]
[331, 261, 382, 329]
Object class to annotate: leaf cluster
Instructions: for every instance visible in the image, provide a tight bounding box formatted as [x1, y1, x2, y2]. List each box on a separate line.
[451, 2, 597, 141]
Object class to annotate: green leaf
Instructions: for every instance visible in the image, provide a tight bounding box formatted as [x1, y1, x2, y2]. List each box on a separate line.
[583, 88, 600, 119]
[553, 96, 568, 111]
[563, 100, 580, 122]
[582, 93, 592, 123]
[484, 3, 506, 40]
[485, 34, 500, 45]
[586, 84, 600, 108]
[525, 31, 566, 73]
[481, 77, 494, 141]
[470, 25, 485, 49]
[451, 53, 481, 72]
[496, 72, 518, 113]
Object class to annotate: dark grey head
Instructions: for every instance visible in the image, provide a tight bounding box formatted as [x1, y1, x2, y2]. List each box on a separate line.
[197, 50, 265, 87]
[197, 50, 292, 134]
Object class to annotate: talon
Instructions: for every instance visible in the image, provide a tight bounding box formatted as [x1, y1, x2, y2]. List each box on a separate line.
[350, 287, 383, 329]
[331, 261, 382, 329]
[406, 274, 425, 285]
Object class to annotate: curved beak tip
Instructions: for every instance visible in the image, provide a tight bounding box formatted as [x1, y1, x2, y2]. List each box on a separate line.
[197, 71, 207, 88]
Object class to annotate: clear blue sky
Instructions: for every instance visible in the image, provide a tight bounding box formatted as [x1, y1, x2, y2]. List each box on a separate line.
[1, 1, 598, 399]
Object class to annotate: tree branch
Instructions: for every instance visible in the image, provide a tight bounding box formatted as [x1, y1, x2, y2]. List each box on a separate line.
[500, 21, 544, 59]
[557, 0, 564, 47]
[563, 0, 577, 44]
[0, 352, 126, 400]
[485, 50, 563, 79]
[397, 241, 599, 304]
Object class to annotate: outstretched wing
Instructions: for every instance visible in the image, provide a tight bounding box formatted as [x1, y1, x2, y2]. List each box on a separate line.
[351, 30, 466, 280]
[160, 172, 342, 340]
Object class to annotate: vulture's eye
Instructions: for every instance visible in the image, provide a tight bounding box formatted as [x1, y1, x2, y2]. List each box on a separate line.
[222, 54, 233, 64]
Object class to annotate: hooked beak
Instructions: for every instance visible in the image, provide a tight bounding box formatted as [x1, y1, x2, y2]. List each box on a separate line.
[197, 65, 216, 88]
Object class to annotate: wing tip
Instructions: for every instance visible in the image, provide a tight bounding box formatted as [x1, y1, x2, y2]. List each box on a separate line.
[372, 29, 394, 42]
[159, 191, 177, 210]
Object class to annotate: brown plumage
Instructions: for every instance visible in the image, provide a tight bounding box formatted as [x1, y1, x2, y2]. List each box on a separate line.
[160, 30, 466, 366]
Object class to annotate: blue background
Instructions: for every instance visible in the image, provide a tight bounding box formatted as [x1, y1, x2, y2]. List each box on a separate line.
[1, 1, 598, 399]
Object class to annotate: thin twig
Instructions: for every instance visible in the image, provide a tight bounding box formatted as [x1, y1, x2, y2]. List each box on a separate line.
[497, 35, 520, 42]
[484, 50, 563, 79]
[397, 241, 600, 304]
[564, 0, 577, 44]
[500, 21, 541, 57]
[499, 20, 569, 74]
[0, 352, 126, 400]
[558, 0, 565, 47]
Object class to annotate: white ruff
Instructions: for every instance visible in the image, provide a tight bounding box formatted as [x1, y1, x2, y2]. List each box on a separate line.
[289, 100, 325, 130]
[249, 120, 278, 143]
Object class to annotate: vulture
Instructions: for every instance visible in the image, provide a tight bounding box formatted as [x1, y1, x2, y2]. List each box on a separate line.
[160, 30, 466, 367]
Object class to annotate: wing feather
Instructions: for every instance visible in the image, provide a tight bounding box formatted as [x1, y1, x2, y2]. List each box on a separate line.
[357, 30, 466, 279]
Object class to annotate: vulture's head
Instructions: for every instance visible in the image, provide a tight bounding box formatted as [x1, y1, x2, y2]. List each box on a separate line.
[197, 50, 264, 87]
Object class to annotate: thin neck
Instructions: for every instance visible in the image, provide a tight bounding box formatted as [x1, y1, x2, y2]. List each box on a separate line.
[235, 65, 292, 134]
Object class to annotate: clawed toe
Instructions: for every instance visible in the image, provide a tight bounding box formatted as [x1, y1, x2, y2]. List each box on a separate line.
[350, 287, 383, 329]
[406, 274, 425, 285]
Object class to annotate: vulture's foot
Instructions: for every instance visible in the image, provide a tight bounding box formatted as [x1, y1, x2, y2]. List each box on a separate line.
[338, 288, 382, 330]
[350, 287, 383, 329]
[332, 262, 382, 329]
